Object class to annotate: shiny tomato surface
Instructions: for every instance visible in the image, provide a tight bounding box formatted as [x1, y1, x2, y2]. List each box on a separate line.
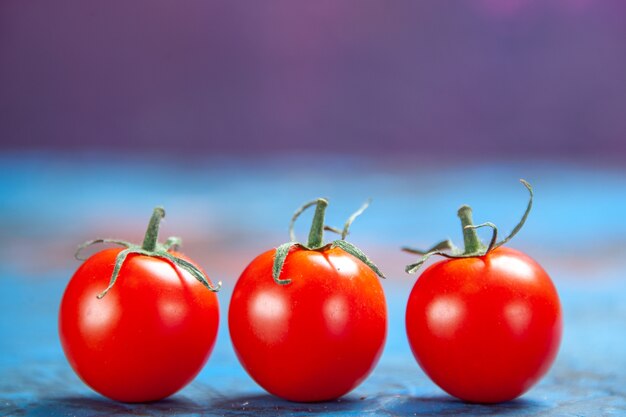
[406, 247, 562, 403]
[59, 248, 219, 402]
[229, 246, 387, 402]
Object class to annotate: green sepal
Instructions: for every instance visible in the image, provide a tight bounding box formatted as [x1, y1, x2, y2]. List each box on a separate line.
[464, 222, 498, 254]
[403, 179, 534, 274]
[77, 207, 221, 299]
[323, 225, 343, 235]
[403, 239, 458, 274]
[75, 239, 133, 260]
[156, 252, 221, 292]
[493, 179, 533, 250]
[341, 199, 371, 239]
[272, 242, 298, 285]
[163, 236, 182, 251]
[402, 239, 454, 255]
[276, 198, 385, 285]
[332, 239, 385, 279]
[405, 249, 459, 274]
[97, 248, 133, 299]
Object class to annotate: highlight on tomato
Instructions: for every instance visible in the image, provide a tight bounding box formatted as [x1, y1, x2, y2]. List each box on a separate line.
[59, 207, 221, 403]
[402, 180, 562, 403]
[229, 198, 387, 402]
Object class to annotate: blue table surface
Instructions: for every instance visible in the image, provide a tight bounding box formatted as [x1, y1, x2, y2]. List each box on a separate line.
[1, 154, 625, 416]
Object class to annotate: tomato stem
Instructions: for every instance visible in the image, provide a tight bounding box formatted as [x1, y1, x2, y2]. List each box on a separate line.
[457, 205, 483, 255]
[273, 198, 384, 282]
[76, 207, 221, 297]
[404, 180, 534, 273]
[307, 198, 328, 249]
[142, 207, 165, 252]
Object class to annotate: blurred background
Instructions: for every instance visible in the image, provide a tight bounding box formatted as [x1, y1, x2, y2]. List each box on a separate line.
[2, 0, 626, 159]
[1, 1, 626, 415]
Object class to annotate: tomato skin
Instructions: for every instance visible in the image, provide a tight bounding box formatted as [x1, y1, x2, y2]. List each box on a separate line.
[59, 248, 219, 403]
[229, 246, 387, 402]
[406, 247, 562, 403]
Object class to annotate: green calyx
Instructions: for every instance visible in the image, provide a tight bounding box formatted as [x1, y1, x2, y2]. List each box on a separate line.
[402, 179, 534, 274]
[272, 198, 385, 285]
[75, 207, 221, 298]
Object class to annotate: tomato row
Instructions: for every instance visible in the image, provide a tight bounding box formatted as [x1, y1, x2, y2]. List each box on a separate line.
[58, 180, 562, 405]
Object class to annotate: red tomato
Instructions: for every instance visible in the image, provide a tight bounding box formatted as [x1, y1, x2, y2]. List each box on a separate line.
[406, 247, 562, 403]
[403, 181, 562, 403]
[229, 198, 387, 402]
[59, 208, 220, 403]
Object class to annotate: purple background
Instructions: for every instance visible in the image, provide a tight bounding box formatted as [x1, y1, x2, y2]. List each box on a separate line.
[2, 0, 626, 159]
[2, 3, 626, 415]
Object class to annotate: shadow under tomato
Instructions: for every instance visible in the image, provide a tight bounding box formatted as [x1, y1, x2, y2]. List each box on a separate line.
[24, 395, 209, 416]
[383, 394, 547, 416]
[210, 393, 374, 415]
[23, 392, 547, 416]
[26, 393, 374, 416]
